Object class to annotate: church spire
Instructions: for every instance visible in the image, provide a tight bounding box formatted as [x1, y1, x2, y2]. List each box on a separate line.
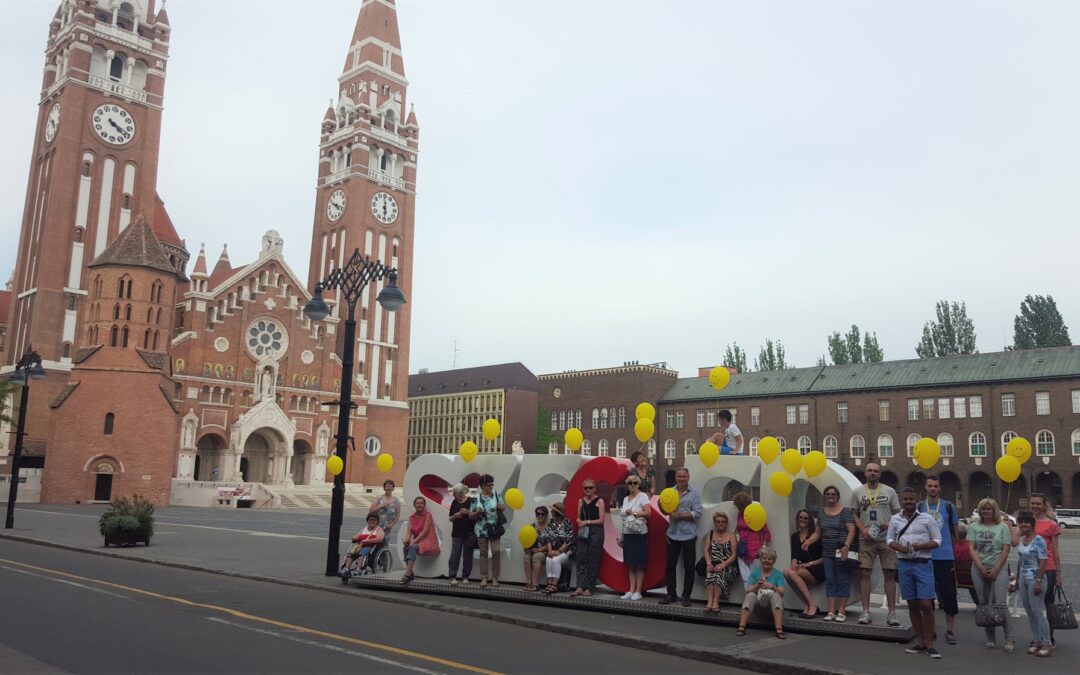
[342, 0, 405, 77]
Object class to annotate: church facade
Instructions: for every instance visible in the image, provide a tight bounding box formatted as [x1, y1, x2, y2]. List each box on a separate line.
[1, 0, 418, 504]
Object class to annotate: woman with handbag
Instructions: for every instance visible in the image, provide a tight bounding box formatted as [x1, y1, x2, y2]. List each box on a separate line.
[447, 483, 476, 586]
[572, 479, 606, 597]
[1029, 494, 1062, 647]
[618, 474, 652, 601]
[704, 511, 738, 611]
[402, 497, 438, 583]
[804, 485, 855, 622]
[543, 502, 574, 594]
[471, 474, 505, 589]
[966, 498, 1014, 652]
[1013, 510, 1052, 657]
[785, 509, 825, 619]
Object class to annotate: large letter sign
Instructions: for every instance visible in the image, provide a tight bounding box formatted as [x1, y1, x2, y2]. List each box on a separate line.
[401, 453, 862, 606]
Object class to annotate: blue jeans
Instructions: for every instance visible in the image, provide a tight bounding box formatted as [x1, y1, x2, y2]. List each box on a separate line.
[823, 555, 850, 599]
[1019, 576, 1051, 645]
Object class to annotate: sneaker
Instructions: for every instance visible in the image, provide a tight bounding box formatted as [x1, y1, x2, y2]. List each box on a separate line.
[985, 641, 995, 650]
[835, 613, 847, 623]
[681, 599, 692, 608]
[460, 578, 469, 585]
[858, 612, 871, 625]
[945, 631, 957, 645]
[630, 592, 642, 601]
[926, 647, 942, 659]
[621, 592, 634, 600]
[1004, 641, 1015, 654]
[887, 612, 901, 627]
[450, 578, 459, 586]
[823, 612, 836, 622]
[658, 596, 677, 605]
[905, 646, 926, 655]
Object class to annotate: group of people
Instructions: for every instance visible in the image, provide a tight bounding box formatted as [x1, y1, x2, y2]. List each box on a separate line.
[353, 464, 1066, 659]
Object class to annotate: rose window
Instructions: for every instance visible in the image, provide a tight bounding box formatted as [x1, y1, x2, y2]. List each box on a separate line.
[246, 319, 288, 359]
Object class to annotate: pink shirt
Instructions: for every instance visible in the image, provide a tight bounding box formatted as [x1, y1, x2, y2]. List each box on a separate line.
[1035, 518, 1061, 571]
[736, 513, 772, 563]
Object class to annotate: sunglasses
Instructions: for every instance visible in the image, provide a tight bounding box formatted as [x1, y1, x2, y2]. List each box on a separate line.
[535, 512, 547, 516]
[626, 481, 640, 486]
[583, 485, 596, 490]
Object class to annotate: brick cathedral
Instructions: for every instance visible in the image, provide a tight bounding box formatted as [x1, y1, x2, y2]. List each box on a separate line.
[0, 0, 418, 505]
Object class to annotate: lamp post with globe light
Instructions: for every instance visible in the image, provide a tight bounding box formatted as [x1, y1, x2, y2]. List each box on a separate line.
[5, 347, 45, 529]
[304, 249, 406, 576]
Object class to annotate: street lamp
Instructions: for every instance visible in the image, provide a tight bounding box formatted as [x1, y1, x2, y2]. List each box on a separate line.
[5, 346, 45, 529]
[304, 248, 406, 576]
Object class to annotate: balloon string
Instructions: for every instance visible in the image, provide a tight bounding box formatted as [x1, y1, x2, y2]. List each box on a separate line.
[1005, 482, 1012, 513]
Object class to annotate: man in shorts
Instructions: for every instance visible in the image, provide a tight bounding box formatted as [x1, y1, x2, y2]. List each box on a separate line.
[917, 475, 960, 645]
[851, 462, 901, 625]
[888, 487, 942, 658]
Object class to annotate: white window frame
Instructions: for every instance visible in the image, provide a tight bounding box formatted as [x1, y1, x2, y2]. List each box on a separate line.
[922, 398, 935, 420]
[1036, 429, 1055, 456]
[1036, 391, 1050, 416]
[797, 436, 812, 454]
[878, 434, 894, 458]
[1072, 429, 1080, 456]
[850, 434, 866, 459]
[696, 410, 706, 428]
[647, 439, 656, 458]
[938, 398, 951, 419]
[799, 404, 809, 424]
[664, 439, 676, 459]
[1001, 394, 1015, 417]
[777, 436, 787, 451]
[597, 439, 607, 456]
[953, 397, 967, 419]
[908, 399, 919, 420]
[1073, 390, 1080, 415]
[706, 410, 716, 427]
[837, 402, 848, 423]
[878, 400, 890, 422]
[786, 405, 797, 425]
[616, 438, 627, 458]
[969, 431, 987, 457]
[685, 439, 696, 456]
[907, 433, 921, 457]
[748, 437, 760, 456]
[937, 432, 954, 457]
[970, 395, 983, 418]
[548, 441, 559, 455]
[823, 435, 838, 458]
[750, 407, 761, 426]
[364, 436, 381, 456]
[582, 440, 592, 456]
[1000, 431, 1017, 456]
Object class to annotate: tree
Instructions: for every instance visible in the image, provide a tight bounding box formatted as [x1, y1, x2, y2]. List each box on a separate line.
[535, 408, 554, 454]
[827, 325, 884, 364]
[915, 300, 977, 358]
[754, 339, 788, 371]
[0, 379, 15, 427]
[1013, 294, 1071, 350]
[722, 343, 749, 373]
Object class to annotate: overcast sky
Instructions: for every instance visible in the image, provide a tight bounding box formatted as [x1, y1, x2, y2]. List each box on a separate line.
[3, 0, 1079, 377]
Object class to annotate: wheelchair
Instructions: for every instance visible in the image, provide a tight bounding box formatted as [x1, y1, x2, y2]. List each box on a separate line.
[339, 541, 393, 583]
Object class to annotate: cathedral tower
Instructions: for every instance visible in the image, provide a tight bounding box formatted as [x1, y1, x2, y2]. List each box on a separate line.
[308, 0, 419, 483]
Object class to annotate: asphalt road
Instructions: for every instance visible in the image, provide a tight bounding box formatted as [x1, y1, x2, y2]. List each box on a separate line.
[0, 538, 750, 675]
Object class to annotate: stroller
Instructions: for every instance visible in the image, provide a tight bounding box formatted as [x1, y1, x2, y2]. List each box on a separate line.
[340, 540, 393, 583]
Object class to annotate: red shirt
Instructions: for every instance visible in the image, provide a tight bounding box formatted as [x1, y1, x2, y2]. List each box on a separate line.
[1035, 518, 1061, 571]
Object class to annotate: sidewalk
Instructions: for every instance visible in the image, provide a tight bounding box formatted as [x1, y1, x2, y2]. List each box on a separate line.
[1, 506, 1068, 675]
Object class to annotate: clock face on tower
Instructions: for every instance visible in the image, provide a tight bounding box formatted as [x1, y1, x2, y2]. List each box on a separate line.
[44, 103, 60, 144]
[327, 189, 347, 221]
[370, 191, 398, 225]
[91, 104, 135, 146]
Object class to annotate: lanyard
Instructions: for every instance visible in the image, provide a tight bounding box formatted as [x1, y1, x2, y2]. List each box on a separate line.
[925, 498, 940, 516]
[864, 483, 880, 507]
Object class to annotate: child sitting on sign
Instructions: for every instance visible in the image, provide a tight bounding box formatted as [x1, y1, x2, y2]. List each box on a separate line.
[341, 513, 385, 577]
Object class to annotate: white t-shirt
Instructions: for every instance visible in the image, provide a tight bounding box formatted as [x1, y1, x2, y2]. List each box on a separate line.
[723, 423, 743, 454]
[621, 492, 651, 517]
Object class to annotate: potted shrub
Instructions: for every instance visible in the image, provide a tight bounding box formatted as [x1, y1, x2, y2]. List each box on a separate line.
[98, 495, 155, 547]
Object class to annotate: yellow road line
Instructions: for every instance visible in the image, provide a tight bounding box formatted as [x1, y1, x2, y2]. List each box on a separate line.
[0, 557, 500, 675]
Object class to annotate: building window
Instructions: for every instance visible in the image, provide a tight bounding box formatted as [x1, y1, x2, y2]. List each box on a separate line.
[685, 439, 696, 456]
[600, 408, 608, 429]
[748, 438, 759, 456]
[109, 55, 123, 81]
[797, 436, 812, 454]
[969, 432, 987, 457]
[548, 442, 559, 455]
[1072, 429, 1080, 456]
[559, 410, 566, 431]
[364, 436, 381, 456]
[878, 400, 890, 422]
[696, 410, 706, 428]
[937, 432, 954, 457]
[1001, 393, 1015, 417]
[664, 440, 676, 459]
[908, 399, 919, 420]
[121, 326, 129, 348]
[907, 433, 921, 457]
[665, 412, 675, 429]
[591, 408, 598, 429]
[1000, 431, 1016, 456]
[938, 399, 951, 419]
[922, 398, 935, 420]
[617, 407, 625, 428]
[585, 440, 596, 456]
[850, 435, 866, 459]
[953, 397, 967, 419]
[777, 437, 787, 451]
[647, 439, 656, 458]
[706, 410, 716, 427]
[616, 438, 627, 458]
[1036, 391, 1050, 416]
[786, 405, 797, 425]
[104, 412, 115, 435]
[675, 412, 685, 429]
[837, 402, 848, 424]
[550, 413, 557, 432]
[823, 435, 838, 458]
[878, 434, 894, 458]
[798, 404, 809, 424]
[1036, 430, 1055, 456]
[970, 395, 983, 418]
[1072, 390, 1080, 415]
[750, 407, 760, 426]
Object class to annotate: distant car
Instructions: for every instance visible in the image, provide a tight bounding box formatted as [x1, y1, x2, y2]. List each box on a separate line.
[1056, 508, 1080, 529]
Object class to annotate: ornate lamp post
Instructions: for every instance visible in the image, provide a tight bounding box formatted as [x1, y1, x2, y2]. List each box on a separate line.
[5, 347, 45, 529]
[304, 249, 406, 576]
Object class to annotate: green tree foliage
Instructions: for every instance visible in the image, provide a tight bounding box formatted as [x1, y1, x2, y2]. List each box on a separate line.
[1012, 294, 1071, 349]
[722, 343, 749, 373]
[827, 325, 884, 364]
[754, 339, 788, 371]
[916, 300, 978, 358]
[0, 379, 15, 426]
[535, 408, 554, 454]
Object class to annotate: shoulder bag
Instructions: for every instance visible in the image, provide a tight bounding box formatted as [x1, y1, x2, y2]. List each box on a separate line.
[1048, 586, 1079, 630]
[489, 492, 507, 538]
[975, 603, 1006, 628]
[577, 500, 591, 542]
[417, 512, 441, 556]
[622, 497, 648, 535]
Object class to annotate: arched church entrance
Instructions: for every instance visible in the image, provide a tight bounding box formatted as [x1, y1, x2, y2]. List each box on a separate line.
[196, 433, 228, 481]
[292, 439, 312, 485]
[242, 428, 287, 484]
[91, 457, 121, 502]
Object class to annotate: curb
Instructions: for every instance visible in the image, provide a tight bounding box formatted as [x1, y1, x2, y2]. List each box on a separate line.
[0, 532, 860, 675]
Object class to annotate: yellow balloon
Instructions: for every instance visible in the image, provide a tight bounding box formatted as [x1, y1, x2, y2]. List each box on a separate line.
[376, 453, 393, 472]
[565, 428, 584, 451]
[804, 450, 827, 478]
[482, 418, 501, 441]
[459, 441, 478, 463]
[634, 417, 655, 443]
[744, 502, 767, 531]
[1007, 437, 1032, 464]
[518, 525, 538, 548]
[635, 402, 656, 421]
[913, 437, 941, 470]
[659, 487, 680, 514]
[504, 488, 525, 510]
[326, 455, 343, 476]
[781, 448, 803, 475]
[709, 366, 731, 390]
[769, 471, 793, 497]
[758, 436, 781, 464]
[996, 455, 1021, 483]
[699, 441, 719, 468]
